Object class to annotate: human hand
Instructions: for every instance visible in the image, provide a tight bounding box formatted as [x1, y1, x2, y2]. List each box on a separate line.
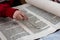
[13, 10, 28, 20]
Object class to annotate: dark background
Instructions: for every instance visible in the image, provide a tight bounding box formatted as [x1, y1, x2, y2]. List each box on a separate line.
[12, 0, 21, 6]
[12, 0, 26, 6]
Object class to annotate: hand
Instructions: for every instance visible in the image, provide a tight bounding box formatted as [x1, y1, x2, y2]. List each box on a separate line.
[13, 10, 28, 20]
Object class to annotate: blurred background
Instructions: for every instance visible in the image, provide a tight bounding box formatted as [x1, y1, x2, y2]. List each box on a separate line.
[12, 0, 26, 6]
[20, 0, 26, 4]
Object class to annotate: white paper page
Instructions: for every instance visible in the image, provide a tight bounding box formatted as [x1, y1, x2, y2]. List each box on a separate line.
[14, 4, 57, 40]
[0, 18, 30, 40]
[26, 0, 60, 17]
[25, 0, 60, 29]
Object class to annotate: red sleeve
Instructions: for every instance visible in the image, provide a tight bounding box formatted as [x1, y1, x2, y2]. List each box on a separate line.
[5, 7, 17, 18]
[0, 0, 17, 18]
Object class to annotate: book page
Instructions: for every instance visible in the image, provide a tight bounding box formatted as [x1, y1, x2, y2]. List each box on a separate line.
[25, 0, 60, 29]
[0, 18, 30, 40]
[26, 0, 60, 18]
[26, 5, 60, 25]
[14, 4, 57, 40]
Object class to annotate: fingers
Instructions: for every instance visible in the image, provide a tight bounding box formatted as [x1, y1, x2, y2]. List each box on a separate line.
[16, 13, 28, 20]
[13, 10, 28, 20]
[16, 14, 24, 20]
[19, 13, 28, 20]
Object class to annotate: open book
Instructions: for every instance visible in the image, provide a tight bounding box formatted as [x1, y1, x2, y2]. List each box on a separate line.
[0, 0, 60, 40]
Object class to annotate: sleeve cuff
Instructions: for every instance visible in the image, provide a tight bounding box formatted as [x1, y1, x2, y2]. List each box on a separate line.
[5, 7, 17, 18]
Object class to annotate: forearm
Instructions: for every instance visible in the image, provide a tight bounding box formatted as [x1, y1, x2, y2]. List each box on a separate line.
[5, 7, 17, 18]
[0, 3, 10, 17]
[0, 3, 17, 18]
